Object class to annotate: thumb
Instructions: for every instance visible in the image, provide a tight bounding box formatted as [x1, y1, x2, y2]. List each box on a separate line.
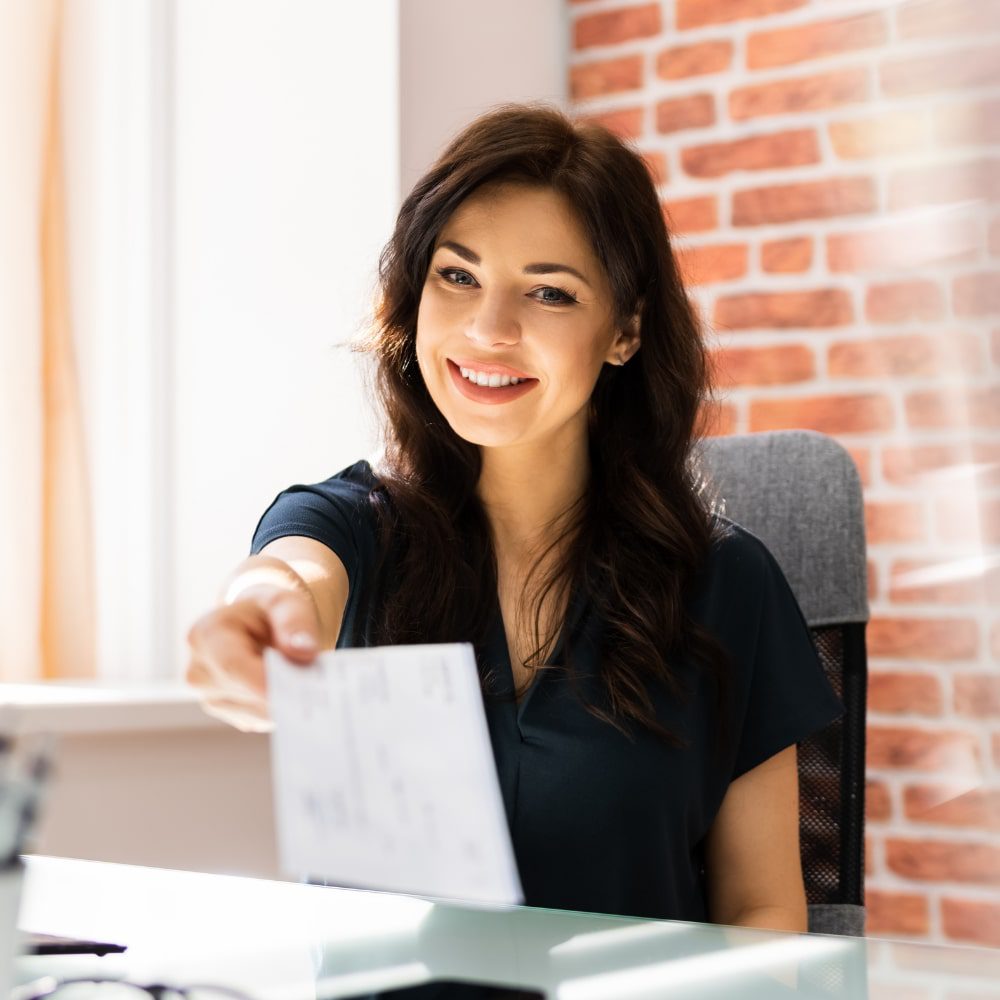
[264, 589, 322, 663]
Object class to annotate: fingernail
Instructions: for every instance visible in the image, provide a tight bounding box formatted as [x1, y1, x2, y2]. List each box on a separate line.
[288, 631, 317, 651]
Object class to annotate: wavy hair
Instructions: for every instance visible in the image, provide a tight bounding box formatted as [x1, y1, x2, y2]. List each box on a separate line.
[362, 102, 730, 746]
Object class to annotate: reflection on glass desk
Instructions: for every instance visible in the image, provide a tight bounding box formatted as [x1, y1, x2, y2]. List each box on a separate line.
[15, 857, 1000, 999]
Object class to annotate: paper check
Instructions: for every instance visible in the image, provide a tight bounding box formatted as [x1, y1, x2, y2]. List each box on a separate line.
[265, 643, 523, 905]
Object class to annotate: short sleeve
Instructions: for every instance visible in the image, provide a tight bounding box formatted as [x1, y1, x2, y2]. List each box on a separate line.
[712, 525, 846, 781]
[249, 460, 378, 589]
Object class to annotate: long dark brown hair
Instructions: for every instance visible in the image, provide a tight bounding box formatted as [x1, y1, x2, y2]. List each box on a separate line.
[363, 102, 730, 746]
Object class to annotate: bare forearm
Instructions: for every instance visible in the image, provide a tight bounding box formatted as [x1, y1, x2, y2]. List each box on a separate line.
[730, 904, 807, 933]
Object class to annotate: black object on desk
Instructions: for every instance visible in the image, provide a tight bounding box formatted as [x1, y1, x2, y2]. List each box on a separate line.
[23, 932, 127, 957]
[338, 982, 544, 999]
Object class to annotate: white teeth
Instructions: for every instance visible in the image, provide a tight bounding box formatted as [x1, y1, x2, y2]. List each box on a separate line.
[458, 366, 523, 388]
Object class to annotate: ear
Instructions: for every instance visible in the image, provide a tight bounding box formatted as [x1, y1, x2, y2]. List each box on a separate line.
[606, 308, 642, 367]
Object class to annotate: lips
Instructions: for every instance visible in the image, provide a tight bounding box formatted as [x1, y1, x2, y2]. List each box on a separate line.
[448, 357, 534, 380]
[446, 359, 539, 405]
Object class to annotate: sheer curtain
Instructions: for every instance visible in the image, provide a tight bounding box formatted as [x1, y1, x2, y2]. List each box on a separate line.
[0, 0, 95, 681]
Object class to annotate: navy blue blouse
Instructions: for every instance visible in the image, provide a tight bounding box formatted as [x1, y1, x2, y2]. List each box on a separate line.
[251, 460, 843, 922]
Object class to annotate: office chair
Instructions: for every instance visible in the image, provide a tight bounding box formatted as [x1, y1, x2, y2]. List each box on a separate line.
[699, 430, 869, 937]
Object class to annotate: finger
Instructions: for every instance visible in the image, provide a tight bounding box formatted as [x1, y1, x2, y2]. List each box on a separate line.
[188, 608, 271, 701]
[201, 696, 274, 734]
[259, 589, 322, 664]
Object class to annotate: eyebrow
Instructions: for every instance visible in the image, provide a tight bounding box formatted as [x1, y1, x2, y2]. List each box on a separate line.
[436, 239, 593, 289]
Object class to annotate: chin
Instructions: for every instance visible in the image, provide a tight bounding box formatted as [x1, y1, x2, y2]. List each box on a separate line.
[439, 412, 526, 450]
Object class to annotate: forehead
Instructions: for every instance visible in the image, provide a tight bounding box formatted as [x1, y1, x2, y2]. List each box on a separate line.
[438, 182, 597, 261]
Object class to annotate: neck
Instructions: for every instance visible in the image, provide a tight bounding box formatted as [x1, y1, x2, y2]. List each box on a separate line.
[477, 432, 590, 564]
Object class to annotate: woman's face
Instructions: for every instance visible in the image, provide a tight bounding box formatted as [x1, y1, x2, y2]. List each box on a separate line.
[415, 183, 639, 454]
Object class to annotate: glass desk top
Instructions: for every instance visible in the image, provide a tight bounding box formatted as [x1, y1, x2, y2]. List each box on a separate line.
[14, 856, 1000, 999]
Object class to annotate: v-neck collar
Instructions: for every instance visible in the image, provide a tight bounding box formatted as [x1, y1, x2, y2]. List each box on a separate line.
[485, 583, 589, 728]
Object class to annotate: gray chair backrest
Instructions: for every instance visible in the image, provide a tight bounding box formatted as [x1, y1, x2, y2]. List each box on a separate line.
[698, 430, 869, 937]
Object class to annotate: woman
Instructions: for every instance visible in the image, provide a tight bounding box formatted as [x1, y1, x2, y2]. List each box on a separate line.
[186, 103, 842, 931]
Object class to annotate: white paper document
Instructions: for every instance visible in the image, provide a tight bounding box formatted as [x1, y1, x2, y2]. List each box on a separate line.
[265, 643, 523, 906]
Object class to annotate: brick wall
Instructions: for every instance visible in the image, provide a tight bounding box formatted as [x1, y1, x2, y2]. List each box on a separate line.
[568, 0, 1000, 947]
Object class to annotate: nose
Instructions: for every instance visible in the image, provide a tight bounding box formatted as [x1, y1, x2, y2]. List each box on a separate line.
[464, 292, 521, 348]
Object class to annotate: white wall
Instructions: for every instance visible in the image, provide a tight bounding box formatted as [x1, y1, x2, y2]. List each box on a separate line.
[169, 0, 399, 672]
[399, 0, 568, 197]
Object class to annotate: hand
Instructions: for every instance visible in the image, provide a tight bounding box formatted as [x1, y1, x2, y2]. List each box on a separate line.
[185, 585, 321, 733]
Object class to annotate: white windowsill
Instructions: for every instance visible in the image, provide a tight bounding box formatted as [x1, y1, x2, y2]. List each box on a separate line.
[0, 682, 232, 735]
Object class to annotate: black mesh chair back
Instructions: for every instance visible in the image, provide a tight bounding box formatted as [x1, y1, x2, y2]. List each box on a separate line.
[699, 430, 868, 936]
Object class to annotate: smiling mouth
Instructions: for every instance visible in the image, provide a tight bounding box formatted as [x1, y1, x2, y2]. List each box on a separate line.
[446, 360, 539, 404]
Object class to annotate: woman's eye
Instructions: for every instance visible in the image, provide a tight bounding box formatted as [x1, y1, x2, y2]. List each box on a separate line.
[435, 267, 476, 286]
[535, 286, 577, 306]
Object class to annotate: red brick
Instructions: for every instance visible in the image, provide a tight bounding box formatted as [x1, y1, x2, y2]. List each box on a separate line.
[867, 779, 892, 821]
[656, 40, 732, 80]
[709, 344, 814, 387]
[848, 446, 872, 487]
[639, 150, 667, 187]
[868, 617, 978, 661]
[994, 327, 1000, 364]
[570, 55, 644, 100]
[662, 196, 718, 234]
[697, 400, 738, 437]
[827, 216, 980, 272]
[995, 732, 1000, 769]
[883, 442, 1000, 488]
[828, 333, 982, 378]
[574, 4, 661, 50]
[898, 0, 1000, 39]
[934, 98, 1000, 148]
[954, 271, 1000, 316]
[747, 13, 888, 70]
[906, 386, 1000, 430]
[681, 129, 819, 178]
[880, 46, 1000, 99]
[829, 109, 930, 160]
[889, 557, 998, 605]
[580, 106, 645, 140]
[887, 837, 1000, 883]
[867, 559, 878, 600]
[749, 394, 893, 434]
[993, 622, 1000, 662]
[905, 784, 1000, 832]
[955, 675, 1000, 717]
[991, 219, 1000, 257]
[676, 0, 806, 29]
[865, 502, 925, 544]
[889, 159, 1000, 210]
[869, 672, 943, 716]
[733, 177, 876, 225]
[761, 237, 812, 273]
[866, 889, 929, 936]
[941, 898, 1000, 948]
[864, 281, 945, 323]
[714, 289, 852, 329]
[934, 494, 1000, 546]
[676, 243, 748, 286]
[729, 67, 868, 120]
[867, 726, 980, 771]
[656, 93, 715, 134]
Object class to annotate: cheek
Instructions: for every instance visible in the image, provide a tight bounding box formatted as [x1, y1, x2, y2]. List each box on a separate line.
[544, 331, 613, 393]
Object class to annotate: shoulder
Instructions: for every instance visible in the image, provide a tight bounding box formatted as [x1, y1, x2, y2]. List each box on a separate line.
[300, 458, 380, 504]
[688, 514, 807, 631]
[702, 514, 781, 587]
[251, 458, 383, 556]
